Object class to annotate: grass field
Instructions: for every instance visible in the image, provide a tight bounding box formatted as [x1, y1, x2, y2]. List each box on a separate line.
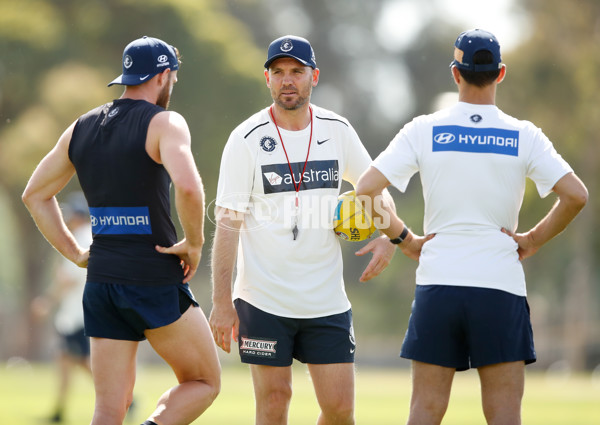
[1, 359, 599, 424]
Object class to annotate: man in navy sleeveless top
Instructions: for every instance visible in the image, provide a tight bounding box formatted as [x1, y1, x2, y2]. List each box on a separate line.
[23, 36, 220, 425]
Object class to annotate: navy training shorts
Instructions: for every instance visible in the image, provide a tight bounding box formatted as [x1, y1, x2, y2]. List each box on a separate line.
[400, 284, 536, 371]
[83, 281, 198, 341]
[234, 298, 356, 366]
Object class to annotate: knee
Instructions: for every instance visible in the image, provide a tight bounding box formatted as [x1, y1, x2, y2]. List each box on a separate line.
[320, 397, 354, 423]
[408, 392, 449, 425]
[260, 385, 293, 415]
[207, 375, 221, 403]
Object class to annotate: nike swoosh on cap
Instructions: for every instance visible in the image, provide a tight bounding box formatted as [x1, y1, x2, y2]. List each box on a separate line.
[139, 74, 151, 81]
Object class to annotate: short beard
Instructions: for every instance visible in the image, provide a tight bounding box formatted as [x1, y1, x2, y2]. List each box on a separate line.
[272, 84, 312, 111]
[156, 80, 172, 109]
[275, 95, 309, 111]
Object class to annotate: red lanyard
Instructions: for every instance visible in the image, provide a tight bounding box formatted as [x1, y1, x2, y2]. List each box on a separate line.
[269, 105, 313, 208]
[269, 105, 313, 240]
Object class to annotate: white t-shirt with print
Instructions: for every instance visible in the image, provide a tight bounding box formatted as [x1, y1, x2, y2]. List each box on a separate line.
[373, 102, 572, 296]
[216, 105, 372, 318]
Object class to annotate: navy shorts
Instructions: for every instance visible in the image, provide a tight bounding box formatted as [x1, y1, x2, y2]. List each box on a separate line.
[83, 281, 198, 341]
[400, 285, 536, 371]
[234, 299, 356, 366]
[59, 327, 90, 358]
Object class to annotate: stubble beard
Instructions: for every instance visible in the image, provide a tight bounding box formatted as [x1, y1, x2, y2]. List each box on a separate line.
[273, 86, 312, 111]
[157, 82, 172, 109]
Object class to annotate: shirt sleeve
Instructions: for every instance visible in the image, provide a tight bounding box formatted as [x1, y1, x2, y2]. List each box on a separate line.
[372, 120, 420, 192]
[216, 131, 256, 212]
[526, 126, 573, 198]
[341, 123, 373, 187]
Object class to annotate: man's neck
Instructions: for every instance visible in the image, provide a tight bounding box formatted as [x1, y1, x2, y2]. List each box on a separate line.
[457, 85, 497, 105]
[121, 86, 157, 105]
[270, 103, 312, 131]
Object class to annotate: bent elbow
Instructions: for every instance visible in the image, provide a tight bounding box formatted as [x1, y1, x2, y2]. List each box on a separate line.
[21, 186, 36, 210]
[567, 184, 589, 213]
[575, 186, 589, 210]
[355, 179, 379, 200]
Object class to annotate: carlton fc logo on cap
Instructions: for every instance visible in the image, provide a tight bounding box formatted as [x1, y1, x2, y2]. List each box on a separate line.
[124, 55, 133, 69]
[260, 136, 277, 152]
[280, 39, 294, 52]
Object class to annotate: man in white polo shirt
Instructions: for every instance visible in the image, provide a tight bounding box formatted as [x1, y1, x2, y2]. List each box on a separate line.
[210, 35, 396, 425]
[356, 29, 587, 425]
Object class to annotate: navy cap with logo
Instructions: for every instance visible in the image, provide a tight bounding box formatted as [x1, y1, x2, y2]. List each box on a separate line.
[108, 36, 179, 87]
[450, 29, 502, 72]
[264, 35, 317, 69]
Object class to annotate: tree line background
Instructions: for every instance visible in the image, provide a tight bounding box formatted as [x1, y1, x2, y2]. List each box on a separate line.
[0, 0, 598, 371]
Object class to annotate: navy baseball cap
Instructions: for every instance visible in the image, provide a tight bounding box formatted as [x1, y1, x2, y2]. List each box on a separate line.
[450, 29, 502, 72]
[264, 35, 317, 69]
[108, 36, 179, 87]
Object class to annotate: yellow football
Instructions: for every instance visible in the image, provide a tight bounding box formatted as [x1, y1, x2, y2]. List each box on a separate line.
[333, 190, 377, 242]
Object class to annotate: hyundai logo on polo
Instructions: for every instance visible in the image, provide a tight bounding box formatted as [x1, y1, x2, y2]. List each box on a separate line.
[432, 125, 519, 157]
[433, 133, 455, 144]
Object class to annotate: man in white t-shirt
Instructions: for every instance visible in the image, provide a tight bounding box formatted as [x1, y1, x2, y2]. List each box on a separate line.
[210, 35, 396, 425]
[356, 29, 587, 425]
[30, 193, 93, 422]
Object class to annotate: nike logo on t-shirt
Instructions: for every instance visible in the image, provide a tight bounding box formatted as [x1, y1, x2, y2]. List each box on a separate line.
[317, 138, 330, 145]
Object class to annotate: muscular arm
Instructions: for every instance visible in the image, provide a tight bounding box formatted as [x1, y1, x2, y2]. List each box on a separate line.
[356, 166, 406, 239]
[22, 123, 88, 267]
[150, 111, 205, 282]
[356, 166, 433, 261]
[209, 207, 244, 353]
[503, 172, 588, 260]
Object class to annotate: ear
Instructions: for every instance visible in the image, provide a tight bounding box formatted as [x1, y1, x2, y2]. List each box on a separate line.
[497, 64, 506, 84]
[264, 69, 271, 88]
[450, 65, 461, 84]
[312, 68, 320, 87]
[157, 68, 171, 86]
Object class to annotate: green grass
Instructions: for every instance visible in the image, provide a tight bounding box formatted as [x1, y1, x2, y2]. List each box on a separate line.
[1, 360, 598, 424]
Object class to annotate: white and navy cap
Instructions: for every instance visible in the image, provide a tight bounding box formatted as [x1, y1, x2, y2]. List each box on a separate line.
[450, 29, 502, 72]
[108, 36, 179, 87]
[264, 35, 316, 69]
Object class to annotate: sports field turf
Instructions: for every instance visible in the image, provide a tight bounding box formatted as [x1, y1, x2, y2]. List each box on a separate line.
[1, 360, 598, 424]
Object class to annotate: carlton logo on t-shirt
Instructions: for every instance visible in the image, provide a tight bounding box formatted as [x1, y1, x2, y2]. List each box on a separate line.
[432, 125, 519, 156]
[90, 206, 152, 235]
[261, 159, 340, 194]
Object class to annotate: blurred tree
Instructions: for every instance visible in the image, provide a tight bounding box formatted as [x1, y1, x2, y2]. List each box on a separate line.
[499, 0, 599, 370]
[1, 0, 597, 368]
[0, 0, 267, 358]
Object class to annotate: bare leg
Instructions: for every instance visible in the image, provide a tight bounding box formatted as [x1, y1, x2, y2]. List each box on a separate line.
[89, 338, 138, 425]
[250, 364, 293, 425]
[406, 361, 455, 425]
[308, 363, 355, 425]
[478, 361, 524, 425]
[145, 305, 221, 425]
